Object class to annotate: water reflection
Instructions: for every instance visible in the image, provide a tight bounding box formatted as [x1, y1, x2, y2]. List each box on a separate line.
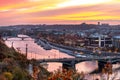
[5, 37, 73, 60]
[47, 62, 62, 72]
[76, 61, 98, 73]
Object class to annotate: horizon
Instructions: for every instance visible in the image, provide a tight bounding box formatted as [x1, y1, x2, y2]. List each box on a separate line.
[1, 22, 120, 27]
[0, 0, 120, 26]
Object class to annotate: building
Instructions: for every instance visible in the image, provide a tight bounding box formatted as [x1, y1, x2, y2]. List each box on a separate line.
[88, 34, 112, 47]
[113, 36, 120, 49]
[98, 22, 100, 26]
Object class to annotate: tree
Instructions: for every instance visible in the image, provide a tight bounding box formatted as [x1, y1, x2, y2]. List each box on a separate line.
[12, 67, 30, 80]
[3, 72, 13, 80]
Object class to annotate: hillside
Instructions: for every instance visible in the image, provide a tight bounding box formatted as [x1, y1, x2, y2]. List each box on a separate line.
[0, 39, 51, 80]
[0, 39, 32, 80]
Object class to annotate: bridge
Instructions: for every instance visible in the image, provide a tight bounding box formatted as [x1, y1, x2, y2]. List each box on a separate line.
[32, 38, 120, 72]
[3, 35, 31, 41]
[36, 56, 120, 72]
[3, 35, 120, 72]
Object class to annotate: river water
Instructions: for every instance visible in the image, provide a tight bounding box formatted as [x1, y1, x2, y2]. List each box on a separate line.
[4, 35, 120, 80]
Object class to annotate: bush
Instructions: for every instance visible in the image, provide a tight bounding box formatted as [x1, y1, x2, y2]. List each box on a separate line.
[48, 69, 84, 80]
[12, 67, 30, 80]
[3, 72, 13, 80]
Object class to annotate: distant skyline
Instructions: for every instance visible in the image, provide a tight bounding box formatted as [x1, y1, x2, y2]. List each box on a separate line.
[0, 0, 120, 26]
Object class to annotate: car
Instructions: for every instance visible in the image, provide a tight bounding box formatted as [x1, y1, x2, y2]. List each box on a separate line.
[106, 56, 111, 58]
[75, 54, 86, 58]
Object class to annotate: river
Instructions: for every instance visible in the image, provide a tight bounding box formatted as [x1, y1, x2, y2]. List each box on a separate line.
[4, 35, 120, 80]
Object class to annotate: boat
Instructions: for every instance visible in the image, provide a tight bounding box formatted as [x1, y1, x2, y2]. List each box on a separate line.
[75, 54, 86, 58]
[43, 42, 52, 50]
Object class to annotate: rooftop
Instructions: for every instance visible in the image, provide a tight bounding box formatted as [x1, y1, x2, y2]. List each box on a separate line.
[113, 36, 120, 39]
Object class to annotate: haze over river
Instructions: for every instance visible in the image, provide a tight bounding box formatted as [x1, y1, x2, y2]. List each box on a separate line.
[4, 35, 120, 80]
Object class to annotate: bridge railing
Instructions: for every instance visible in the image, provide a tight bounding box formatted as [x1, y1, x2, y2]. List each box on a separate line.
[37, 56, 120, 63]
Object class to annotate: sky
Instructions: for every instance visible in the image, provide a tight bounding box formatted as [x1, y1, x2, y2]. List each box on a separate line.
[0, 0, 120, 26]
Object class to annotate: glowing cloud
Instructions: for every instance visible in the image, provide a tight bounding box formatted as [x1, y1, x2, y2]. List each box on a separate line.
[0, 0, 120, 25]
[57, 0, 113, 7]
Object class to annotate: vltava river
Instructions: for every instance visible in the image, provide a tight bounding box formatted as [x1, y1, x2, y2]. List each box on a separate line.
[5, 35, 120, 80]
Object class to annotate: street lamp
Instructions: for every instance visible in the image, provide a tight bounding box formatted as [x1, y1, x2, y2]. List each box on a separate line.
[31, 52, 32, 59]
[59, 50, 60, 59]
[35, 53, 36, 59]
[54, 53, 56, 59]
[25, 44, 28, 58]
[11, 42, 14, 48]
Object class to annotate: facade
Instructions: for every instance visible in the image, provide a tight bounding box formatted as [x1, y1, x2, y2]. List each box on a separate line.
[113, 36, 120, 49]
[88, 34, 112, 47]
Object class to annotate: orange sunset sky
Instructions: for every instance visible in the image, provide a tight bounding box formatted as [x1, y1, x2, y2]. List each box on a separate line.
[0, 0, 120, 26]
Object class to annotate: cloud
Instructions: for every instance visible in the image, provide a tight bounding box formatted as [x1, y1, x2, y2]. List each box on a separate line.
[0, 0, 120, 25]
[0, 0, 26, 7]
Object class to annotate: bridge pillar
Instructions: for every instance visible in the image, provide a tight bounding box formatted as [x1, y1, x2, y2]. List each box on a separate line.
[22, 38, 24, 40]
[5, 38, 7, 40]
[98, 61, 105, 72]
[62, 61, 75, 70]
